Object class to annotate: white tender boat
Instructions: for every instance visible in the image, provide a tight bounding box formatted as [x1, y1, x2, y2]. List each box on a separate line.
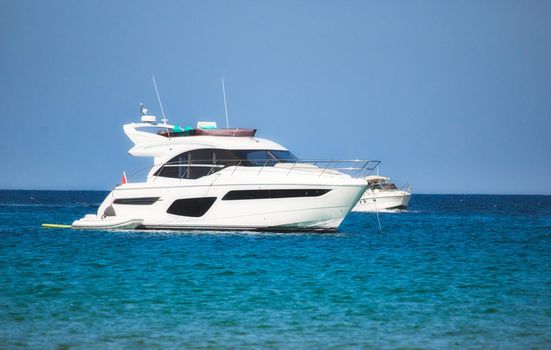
[72, 110, 379, 232]
[352, 175, 412, 212]
[72, 215, 143, 230]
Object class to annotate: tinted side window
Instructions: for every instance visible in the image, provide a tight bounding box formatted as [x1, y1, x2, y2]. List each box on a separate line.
[241, 150, 277, 166]
[155, 165, 181, 178]
[188, 149, 215, 179]
[154, 148, 299, 179]
[166, 197, 217, 217]
[213, 149, 241, 167]
[155, 149, 217, 179]
[155, 153, 188, 179]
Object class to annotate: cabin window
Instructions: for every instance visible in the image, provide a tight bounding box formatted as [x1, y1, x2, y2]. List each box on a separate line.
[367, 180, 398, 190]
[154, 149, 220, 179]
[154, 149, 299, 180]
[242, 150, 277, 166]
[166, 197, 217, 217]
[113, 197, 160, 205]
[222, 189, 330, 200]
[367, 181, 398, 190]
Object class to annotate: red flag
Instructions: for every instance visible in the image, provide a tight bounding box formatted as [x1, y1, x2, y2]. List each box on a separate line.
[121, 171, 127, 184]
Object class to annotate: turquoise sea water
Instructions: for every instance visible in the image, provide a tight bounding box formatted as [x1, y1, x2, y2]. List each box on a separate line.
[1, 191, 550, 349]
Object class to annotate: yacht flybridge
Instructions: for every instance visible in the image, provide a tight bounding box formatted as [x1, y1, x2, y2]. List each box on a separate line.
[72, 110, 379, 232]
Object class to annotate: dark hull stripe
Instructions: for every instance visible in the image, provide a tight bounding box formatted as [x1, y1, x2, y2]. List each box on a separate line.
[113, 197, 160, 205]
[137, 225, 337, 233]
[222, 189, 331, 201]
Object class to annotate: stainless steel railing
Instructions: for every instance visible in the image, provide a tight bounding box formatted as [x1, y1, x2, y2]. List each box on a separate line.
[125, 158, 380, 183]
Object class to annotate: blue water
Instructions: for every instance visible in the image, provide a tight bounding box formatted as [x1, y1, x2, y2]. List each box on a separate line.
[1, 191, 550, 349]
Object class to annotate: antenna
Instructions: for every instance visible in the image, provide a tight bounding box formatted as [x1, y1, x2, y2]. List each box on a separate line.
[152, 75, 167, 124]
[221, 76, 229, 128]
[139, 103, 148, 116]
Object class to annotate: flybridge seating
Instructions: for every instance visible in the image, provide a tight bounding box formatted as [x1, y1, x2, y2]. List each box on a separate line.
[146, 120, 257, 137]
[157, 127, 257, 138]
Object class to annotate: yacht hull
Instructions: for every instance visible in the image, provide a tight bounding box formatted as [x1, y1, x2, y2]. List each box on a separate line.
[116, 186, 362, 231]
[77, 171, 367, 232]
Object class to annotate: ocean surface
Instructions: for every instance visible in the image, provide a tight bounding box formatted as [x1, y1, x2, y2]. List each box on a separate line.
[0, 191, 550, 349]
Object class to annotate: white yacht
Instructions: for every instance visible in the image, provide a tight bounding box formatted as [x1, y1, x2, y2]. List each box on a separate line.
[352, 175, 412, 212]
[72, 110, 379, 232]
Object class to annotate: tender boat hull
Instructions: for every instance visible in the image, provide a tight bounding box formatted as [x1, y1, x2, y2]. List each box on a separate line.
[72, 215, 143, 230]
[352, 190, 411, 212]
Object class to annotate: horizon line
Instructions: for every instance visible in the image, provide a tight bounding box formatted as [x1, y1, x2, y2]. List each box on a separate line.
[0, 188, 549, 196]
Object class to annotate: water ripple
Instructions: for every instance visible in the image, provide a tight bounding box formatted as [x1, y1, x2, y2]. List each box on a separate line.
[0, 192, 550, 349]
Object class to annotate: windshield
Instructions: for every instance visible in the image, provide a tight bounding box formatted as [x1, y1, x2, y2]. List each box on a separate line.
[270, 150, 298, 162]
[368, 180, 398, 190]
[234, 150, 298, 166]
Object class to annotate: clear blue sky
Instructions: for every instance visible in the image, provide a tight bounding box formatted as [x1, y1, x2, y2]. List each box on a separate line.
[1, 0, 550, 194]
